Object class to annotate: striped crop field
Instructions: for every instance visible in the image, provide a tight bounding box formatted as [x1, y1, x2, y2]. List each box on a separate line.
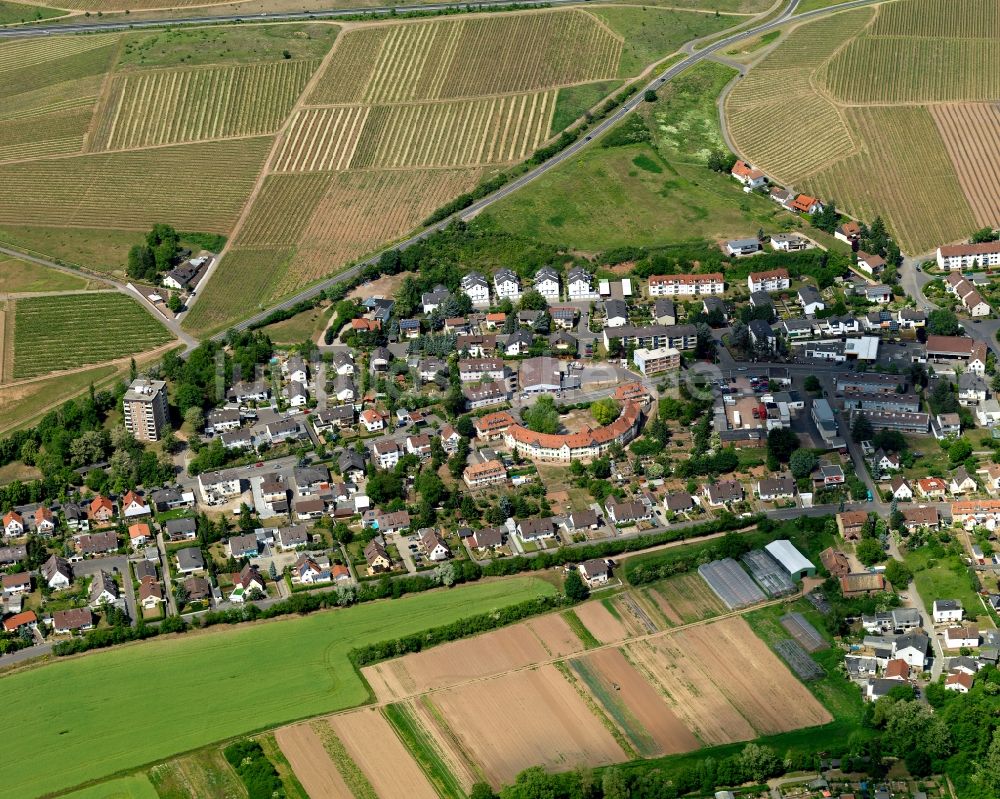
[0, 33, 118, 75]
[50, 0, 232, 8]
[869, 0, 1000, 38]
[235, 173, 334, 247]
[0, 137, 272, 232]
[308, 10, 622, 105]
[271, 107, 370, 172]
[929, 104, 1000, 228]
[181, 248, 295, 337]
[11, 293, 173, 379]
[804, 107, 977, 254]
[276, 92, 555, 172]
[89, 60, 319, 151]
[0, 108, 93, 163]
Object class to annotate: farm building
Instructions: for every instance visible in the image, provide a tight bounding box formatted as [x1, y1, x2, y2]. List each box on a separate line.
[741, 550, 796, 597]
[764, 540, 816, 580]
[698, 558, 766, 610]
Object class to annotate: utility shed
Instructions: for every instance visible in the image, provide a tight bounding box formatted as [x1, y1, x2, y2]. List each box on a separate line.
[765, 539, 816, 580]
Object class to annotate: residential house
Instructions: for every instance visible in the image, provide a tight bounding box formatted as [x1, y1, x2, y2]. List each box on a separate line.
[139, 576, 164, 610]
[333, 374, 356, 403]
[278, 525, 309, 549]
[198, 469, 243, 505]
[405, 434, 432, 459]
[567, 509, 600, 530]
[2, 510, 24, 538]
[950, 467, 978, 495]
[835, 221, 861, 244]
[933, 599, 964, 624]
[789, 194, 823, 214]
[705, 480, 744, 507]
[579, 559, 612, 586]
[463, 459, 508, 488]
[504, 329, 534, 356]
[89, 495, 115, 524]
[461, 271, 491, 306]
[294, 495, 326, 521]
[663, 492, 695, 514]
[893, 633, 929, 668]
[1, 572, 31, 595]
[421, 285, 450, 315]
[820, 547, 850, 577]
[493, 269, 522, 302]
[89, 571, 119, 608]
[164, 516, 197, 542]
[945, 672, 974, 693]
[567, 267, 597, 300]
[364, 539, 393, 575]
[266, 418, 302, 443]
[120, 491, 150, 519]
[516, 517, 555, 543]
[944, 624, 979, 649]
[917, 477, 948, 500]
[228, 533, 260, 559]
[75, 531, 118, 557]
[176, 547, 206, 574]
[756, 475, 796, 501]
[647, 273, 724, 297]
[603, 299, 628, 327]
[857, 251, 886, 276]
[533, 266, 561, 301]
[604, 500, 652, 526]
[901, 506, 939, 532]
[283, 381, 308, 408]
[182, 576, 212, 602]
[360, 408, 385, 432]
[837, 510, 869, 541]
[725, 238, 762, 257]
[420, 529, 451, 562]
[748, 319, 777, 351]
[2, 610, 36, 634]
[470, 526, 506, 552]
[230, 564, 266, 602]
[798, 285, 825, 316]
[285, 357, 308, 385]
[128, 522, 151, 549]
[62, 501, 89, 532]
[731, 159, 767, 188]
[372, 440, 401, 470]
[747, 268, 790, 293]
[338, 450, 366, 484]
[51, 608, 94, 634]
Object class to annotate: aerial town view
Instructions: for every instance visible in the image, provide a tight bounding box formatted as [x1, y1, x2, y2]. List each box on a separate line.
[1, 0, 999, 797]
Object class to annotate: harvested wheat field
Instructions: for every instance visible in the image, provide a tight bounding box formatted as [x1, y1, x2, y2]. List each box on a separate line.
[628, 616, 830, 745]
[649, 572, 728, 625]
[274, 723, 354, 799]
[571, 647, 700, 757]
[433, 665, 626, 787]
[574, 600, 630, 643]
[328, 709, 439, 799]
[525, 612, 585, 657]
[929, 102, 1000, 228]
[363, 621, 554, 702]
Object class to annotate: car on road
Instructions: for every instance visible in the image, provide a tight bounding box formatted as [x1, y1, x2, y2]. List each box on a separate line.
[255, 461, 264, 467]
[915, 266, 921, 272]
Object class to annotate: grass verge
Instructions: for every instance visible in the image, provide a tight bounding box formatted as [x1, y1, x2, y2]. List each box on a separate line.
[563, 608, 602, 648]
[383, 703, 465, 799]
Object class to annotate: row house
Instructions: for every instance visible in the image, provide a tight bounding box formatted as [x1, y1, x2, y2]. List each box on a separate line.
[945, 272, 991, 317]
[936, 241, 1000, 271]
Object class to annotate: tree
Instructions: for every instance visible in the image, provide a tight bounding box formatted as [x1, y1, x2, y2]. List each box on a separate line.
[948, 437, 972, 464]
[707, 149, 735, 173]
[789, 448, 818, 479]
[643, 89, 657, 102]
[851, 413, 874, 442]
[167, 293, 183, 313]
[767, 427, 799, 464]
[470, 784, 497, 799]
[184, 405, 205, 432]
[738, 743, 781, 782]
[927, 309, 961, 336]
[601, 768, 629, 799]
[519, 289, 548, 311]
[857, 538, 885, 566]
[884, 558, 912, 587]
[590, 397, 620, 426]
[522, 395, 560, 435]
[804, 375, 821, 392]
[564, 569, 589, 602]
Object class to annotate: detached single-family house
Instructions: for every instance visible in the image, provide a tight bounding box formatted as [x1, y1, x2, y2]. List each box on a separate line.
[731, 159, 767, 188]
[798, 286, 825, 316]
[33, 507, 56, 536]
[889, 476, 913, 501]
[945, 672, 974, 693]
[364, 539, 393, 575]
[944, 624, 979, 649]
[51, 608, 94, 634]
[578, 559, 612, 586]
[933, 599, 964, 624]
[139, 576, 164, 610]
[176, 547, 206, 575]
[42, 555, 73, 590]
[419, 529, 451, 562]
[128, 522, 151, 549]
[2, 510, 24, 538]
[705, 480, 744, 507]
[120, 491, 150, 519]
[89, 495, 115, 524]
[89, 570, 120, 608]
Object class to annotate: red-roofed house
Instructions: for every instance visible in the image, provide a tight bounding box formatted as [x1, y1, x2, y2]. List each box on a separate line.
[789, 194, 823, 215]
[731, 160, 767, 189]
[2, 510, 24, 538]
[3, 610, 36, 633]
[89, 496, 115, 523]
[121, 491, 150, 519]
[34, 507, 56, 536]
[128, 523, 151, 548]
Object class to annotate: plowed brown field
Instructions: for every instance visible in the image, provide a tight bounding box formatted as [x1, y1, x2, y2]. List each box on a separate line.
[525, 613, 585, 657]
[432, 665, 626, 787]
[574, 601, 629, 643]
[328, 709, 439, 799]
[274, 723, 354, 799]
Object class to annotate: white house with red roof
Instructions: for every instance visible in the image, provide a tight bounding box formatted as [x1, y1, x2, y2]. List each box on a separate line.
[730, 160, 768, 189]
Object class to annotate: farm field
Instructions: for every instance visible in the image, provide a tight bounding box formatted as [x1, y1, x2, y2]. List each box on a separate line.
[0, 363, 117, 433]
[647, 572, 728, 625]
[57, 775, 159, 799]
[9, 293, 174, 379]
[0, 257, 94, 293]
[1, 577, 554, 799]
[0, 226, 140, 274]
[573, 598, 630, 643]
[260, 301, 333, 344]
[725, 0, 1000, 251]
[274, 723, 355, 799]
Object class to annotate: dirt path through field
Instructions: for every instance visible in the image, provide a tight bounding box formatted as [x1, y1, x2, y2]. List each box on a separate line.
[275, 723, 354, 799]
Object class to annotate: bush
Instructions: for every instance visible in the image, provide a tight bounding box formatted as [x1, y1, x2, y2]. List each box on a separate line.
[223, 740, 284, 799]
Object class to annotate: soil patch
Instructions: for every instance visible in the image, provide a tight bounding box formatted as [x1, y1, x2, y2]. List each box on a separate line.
[574, 600, 630, 644]
[275, 723, 354, 799]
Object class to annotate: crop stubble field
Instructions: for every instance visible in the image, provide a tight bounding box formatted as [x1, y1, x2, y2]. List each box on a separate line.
[281, 601, 834, 792]
[725, 0, 1000, 252]
[185, 9, 628, 334]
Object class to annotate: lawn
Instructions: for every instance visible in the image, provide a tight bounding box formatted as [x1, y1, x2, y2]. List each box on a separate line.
[902, 543, 985, 621]
[0, 363, 119, 433]
[261, 302, 334, 345]
[484, 141, 794, 251]
[0, 226, 138, 274]
[57, 775, 159, 799]
[11, 292, 173, 379]
[0, 256, 93, 293]
[2, 577, 555, 799]
[551, 79, 624, 132]
[0, 0, 66, 24]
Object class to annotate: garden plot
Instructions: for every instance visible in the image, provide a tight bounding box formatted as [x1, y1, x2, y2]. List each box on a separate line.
[780, 612, 828, 653]
[698, 558, 767, 610]
[11, 293, 173, 379]
[431, 664, 626, 787]
[570, 647, 700, 758]
[275, 723, 354, 799]
[609, 591, 661, 636]
[774, 639, 826, 680]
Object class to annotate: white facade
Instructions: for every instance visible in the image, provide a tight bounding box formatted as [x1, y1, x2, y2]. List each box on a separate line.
[937, 243, 1000, 271]
[493, 269, 522, 302]
[461, 273, 490, 307]
[933, 600, 964, 625]
[533, 268, 561, 301]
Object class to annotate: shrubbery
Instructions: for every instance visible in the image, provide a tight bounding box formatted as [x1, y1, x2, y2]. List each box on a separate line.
[223, 740, 284, 799]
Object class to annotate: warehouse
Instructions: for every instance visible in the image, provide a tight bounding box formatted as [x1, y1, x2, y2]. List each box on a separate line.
[764, 539, 816, 580]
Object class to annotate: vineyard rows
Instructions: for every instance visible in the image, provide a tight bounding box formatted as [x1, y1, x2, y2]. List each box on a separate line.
[0, 108, 92, 163]
[805, 107, 977, 254]
[752, 8, 872, 71]
[824, 38, 1000, 103]
[1, 42, 119, 104]
[235, 174, 333, 247]
[0, 76, 101, 122]
[309, 10, 621, 105]
[289, 167, 483, 293]
[182, 248, 295, 336]
[91, 60, 318, 151]
[870, 0, 1000, 38]
[929, 104, 1000, 227]
[12, 293, 173, 379]
[726, 68, 855, 182]
[0, 138, 272, 232]
[0, 32, 119, 75]
[272, 106, 369, 172]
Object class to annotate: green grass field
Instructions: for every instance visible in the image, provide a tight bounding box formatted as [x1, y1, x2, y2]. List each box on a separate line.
[0, 256, 93, 293]
[0, 226, 137, 274]
[261, 302, 333, 344]
[4, 577, 555, 799]
[570, 655, 660, 757]
[0, 0, 66, 24]
[903, 544, 985, 620]
[58, 775, 159, 799]
[484, 141, 792, 250]
[12, 293, 173, 379]
[0, 364, 119, 433]
[552, 79, 624, 132]
[562, 608, 601, 648]
[147, 747, 245, 799]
